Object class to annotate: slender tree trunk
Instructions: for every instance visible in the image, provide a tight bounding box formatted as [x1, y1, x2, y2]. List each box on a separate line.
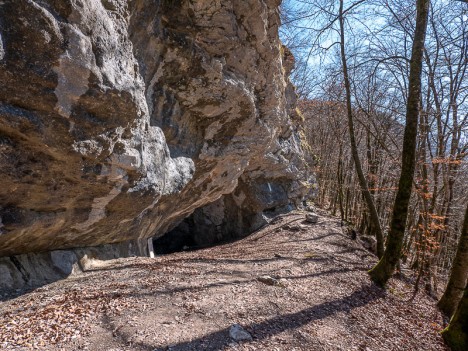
[338, 0, 384, 258]
[369, 0, 430, 286]
[438, 203, 468, 316]
[337, 145, 345, 222]
[345, 184, 351, 221]
[442, 280, 468, 351]
[418, 109, 435, 295]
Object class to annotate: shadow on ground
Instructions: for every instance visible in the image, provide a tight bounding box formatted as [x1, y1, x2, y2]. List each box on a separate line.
[107, 284, 384, 351]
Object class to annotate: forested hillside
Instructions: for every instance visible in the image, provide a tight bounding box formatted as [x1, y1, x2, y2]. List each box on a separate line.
[281, 0, 467, 349]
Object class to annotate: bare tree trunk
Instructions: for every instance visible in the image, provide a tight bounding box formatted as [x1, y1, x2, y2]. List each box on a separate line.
[369, 0, 430, 286]
[339, 0, 384, 258]
[438, 203, 468, 316]
[442, 280, 468, 351]
[337, 145, 345, 222]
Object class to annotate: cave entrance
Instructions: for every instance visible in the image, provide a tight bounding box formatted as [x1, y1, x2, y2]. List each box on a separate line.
[152, 206, 292, 256]
[152, 219, 199, 255]
[152, 213, 245, 255]
[151, 188, 298, 256]
[152, 200, 253, 255]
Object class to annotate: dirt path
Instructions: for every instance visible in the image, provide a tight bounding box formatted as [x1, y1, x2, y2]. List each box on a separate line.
[0, 211, 448, 351]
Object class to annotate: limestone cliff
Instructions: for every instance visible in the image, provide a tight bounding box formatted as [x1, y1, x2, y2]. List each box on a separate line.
[0, 0, 314, 263]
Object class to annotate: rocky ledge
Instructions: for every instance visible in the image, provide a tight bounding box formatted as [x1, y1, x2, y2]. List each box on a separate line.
[0, 0, 314, 290]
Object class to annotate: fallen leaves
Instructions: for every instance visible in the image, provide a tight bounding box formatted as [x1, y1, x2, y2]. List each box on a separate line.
[0, 212, 449, 351]
[0, 287, 132, 349]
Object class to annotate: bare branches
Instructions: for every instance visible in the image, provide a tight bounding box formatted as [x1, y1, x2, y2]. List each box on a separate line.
[282, 0, 468, 294]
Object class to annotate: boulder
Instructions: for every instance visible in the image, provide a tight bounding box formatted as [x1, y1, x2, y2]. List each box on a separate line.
[305, 213, 319, 224]
[229, 324, 253, 342]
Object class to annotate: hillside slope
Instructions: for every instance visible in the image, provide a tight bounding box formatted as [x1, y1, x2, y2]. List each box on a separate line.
[0, 210, 447, 351]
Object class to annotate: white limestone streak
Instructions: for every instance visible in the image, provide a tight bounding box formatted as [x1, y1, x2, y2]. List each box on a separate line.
[72, 164, 125, 232]
[52, 26, 94, 119]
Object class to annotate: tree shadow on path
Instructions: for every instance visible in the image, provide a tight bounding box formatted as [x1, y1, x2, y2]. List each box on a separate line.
[128, 283, 385, 351]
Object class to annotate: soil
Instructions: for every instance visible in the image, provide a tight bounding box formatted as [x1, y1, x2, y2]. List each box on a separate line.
[0, 210, 449, 351]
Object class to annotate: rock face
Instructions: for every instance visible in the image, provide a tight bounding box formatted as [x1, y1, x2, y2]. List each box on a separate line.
[154, 45, 315, 251]
[0, 242, 141, 292]
[0, 0, 314, 260]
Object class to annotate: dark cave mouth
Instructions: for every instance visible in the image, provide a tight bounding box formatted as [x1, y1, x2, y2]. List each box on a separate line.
[152, 224, 199, 255]
[152, 215, 246, 255]
[152, 203, 296, 255]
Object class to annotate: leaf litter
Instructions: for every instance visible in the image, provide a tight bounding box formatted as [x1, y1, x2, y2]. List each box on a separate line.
[0, 210, 448, 350]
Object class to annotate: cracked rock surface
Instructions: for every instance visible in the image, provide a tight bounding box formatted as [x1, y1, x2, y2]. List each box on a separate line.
[0, 0, 314, 288]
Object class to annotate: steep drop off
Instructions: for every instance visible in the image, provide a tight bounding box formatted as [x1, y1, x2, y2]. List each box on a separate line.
[0, 0, 314, 289]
